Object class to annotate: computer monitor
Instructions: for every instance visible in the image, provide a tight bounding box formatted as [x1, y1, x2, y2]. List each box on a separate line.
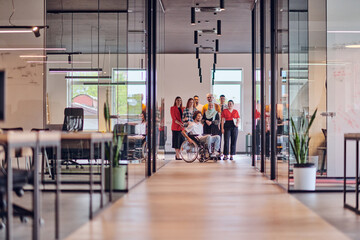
[0, 71, 5, 121]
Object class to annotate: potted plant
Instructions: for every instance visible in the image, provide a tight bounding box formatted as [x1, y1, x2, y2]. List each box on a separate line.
[104, 91, 127, 191]
[290, 109, 317, 190]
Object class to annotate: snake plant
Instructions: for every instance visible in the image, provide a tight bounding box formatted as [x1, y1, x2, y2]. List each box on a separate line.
[289, 109, 317, 165]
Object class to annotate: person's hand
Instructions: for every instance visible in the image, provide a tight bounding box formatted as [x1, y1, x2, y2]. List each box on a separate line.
[206, 120, 211, 126]
[221, 128, 224, 134]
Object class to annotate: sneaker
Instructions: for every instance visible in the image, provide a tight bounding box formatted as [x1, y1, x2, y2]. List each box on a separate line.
[223, 156, 228, 160]
[230, 156, 233, 160]
[210, 151, 219, 158]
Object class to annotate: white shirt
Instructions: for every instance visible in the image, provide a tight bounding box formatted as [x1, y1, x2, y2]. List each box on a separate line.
[186, 121, 203, 135]
[135, 122, 146, 135]
[196, 104, 203, 112]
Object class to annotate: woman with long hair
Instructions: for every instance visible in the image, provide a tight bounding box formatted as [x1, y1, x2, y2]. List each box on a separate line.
[182, 98, 196, 127]
[221, 100, 240, 160]
[170, 96, 185, 160]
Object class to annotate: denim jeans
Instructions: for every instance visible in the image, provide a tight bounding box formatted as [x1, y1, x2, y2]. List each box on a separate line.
[198, 135, 221, 152]
[224, 127, 238, 155]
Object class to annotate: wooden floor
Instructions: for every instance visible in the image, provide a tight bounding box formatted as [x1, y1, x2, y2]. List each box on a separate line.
[66, 156, 349, 240]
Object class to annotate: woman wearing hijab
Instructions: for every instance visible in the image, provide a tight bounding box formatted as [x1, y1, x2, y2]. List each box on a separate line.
[203, 102, 221, 136]
[170, 96, 185, 160]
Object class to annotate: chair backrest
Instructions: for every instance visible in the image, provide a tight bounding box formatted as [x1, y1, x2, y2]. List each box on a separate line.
[62, 108, 84, 132]
[113, 123, 136, 135]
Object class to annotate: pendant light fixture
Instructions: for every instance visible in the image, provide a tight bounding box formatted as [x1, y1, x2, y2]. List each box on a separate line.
[198, 58, 201, 68]
[196, 47, 199, 59]
[200, 75, 202, 83]
[214, 53, 217, 64]
[217, 20, 222, 36]
[194, 30, 198, 45]
[220, 0, 225, 11]
[215, 39, 219, 52]
[191, 7, 196, 25]
[199, 68, 202, 76]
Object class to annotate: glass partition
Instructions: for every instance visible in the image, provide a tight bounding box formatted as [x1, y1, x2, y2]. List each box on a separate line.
[254, 0, 261, 170]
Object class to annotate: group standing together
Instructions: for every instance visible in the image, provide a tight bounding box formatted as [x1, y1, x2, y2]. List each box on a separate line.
[170, 93, 240, 161]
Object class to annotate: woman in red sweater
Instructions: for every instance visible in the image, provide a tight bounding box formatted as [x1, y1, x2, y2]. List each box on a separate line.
[221, 100, 240, 160]
[170, 96, 185, 160]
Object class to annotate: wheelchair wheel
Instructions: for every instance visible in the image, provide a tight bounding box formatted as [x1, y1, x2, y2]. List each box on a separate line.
[180, 141, 198, 163]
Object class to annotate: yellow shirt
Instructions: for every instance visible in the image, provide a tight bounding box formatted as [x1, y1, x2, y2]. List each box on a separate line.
[202, 103, 221, 115]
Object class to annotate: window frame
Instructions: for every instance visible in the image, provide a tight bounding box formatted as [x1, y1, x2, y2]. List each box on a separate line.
[211, 68, 244, 130]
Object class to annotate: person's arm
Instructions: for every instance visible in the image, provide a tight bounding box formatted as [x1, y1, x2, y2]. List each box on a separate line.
[221, 117, 225, 134]
[235, 110, 240, 127]
[181, 129, 195, 145]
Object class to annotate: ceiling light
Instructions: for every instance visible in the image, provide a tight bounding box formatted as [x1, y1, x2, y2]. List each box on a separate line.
[214, 53, 217, 64]
[220, 0, 225, 10]
[328, 31, 360, 34]
[0, 48, 66, 51]
[217, 20, 222, 36]
[32, 27, 40, 37]
[198, 59, 201, 69]
[196, 47, 199, 59]
[191, 7, 196, 25]
[0, 26, 47, 37]
[200, 75, 202, 83]
[49, 68, 102, 73]
[199, 68, 202, 76]
[345, 45, 360, 48]
[27, 61, 91, 64]
[20, 55, 47, 58]
[194, 31, 198, 45]
[215, 39, 219, 52]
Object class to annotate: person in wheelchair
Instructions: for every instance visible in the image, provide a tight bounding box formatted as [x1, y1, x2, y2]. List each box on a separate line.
[182, 111, 221, 158]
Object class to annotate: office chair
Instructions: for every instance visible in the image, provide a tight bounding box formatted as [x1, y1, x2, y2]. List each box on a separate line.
[0, 142, 35, 229]
[61, 108, 86, 169]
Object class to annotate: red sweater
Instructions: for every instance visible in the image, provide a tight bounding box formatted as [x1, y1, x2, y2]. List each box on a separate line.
[170, 106, 184, 131]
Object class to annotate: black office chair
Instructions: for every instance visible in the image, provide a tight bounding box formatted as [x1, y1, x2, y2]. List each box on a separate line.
[62, 108, 84, 132]
[0, 145, 35, 229]
[61, 108, 85, 169]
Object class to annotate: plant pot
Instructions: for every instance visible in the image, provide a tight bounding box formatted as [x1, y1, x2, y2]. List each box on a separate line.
[293, 163, 316, 191]
[105, 165, 127, 191]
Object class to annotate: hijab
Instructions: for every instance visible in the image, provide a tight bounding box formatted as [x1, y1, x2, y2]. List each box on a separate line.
[205, 106, 217, 121]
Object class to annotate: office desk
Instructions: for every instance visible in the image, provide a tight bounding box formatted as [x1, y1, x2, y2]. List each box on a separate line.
[0, 132, 37, 240]
[60, 132, 113, 219]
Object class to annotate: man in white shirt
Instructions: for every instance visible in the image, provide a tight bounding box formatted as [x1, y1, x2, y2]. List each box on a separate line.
[193, 95, 203, 112]
[182, 111, 220, 157]
[219, 94, 228, 112]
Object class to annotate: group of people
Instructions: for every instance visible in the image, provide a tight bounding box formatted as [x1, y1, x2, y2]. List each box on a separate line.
[170, 93, 240, 161]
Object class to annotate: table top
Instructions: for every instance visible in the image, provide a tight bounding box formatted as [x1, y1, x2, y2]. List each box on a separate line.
[60, 132, 113, 142]
[0, 132, 37, 146]
[344, 133, 360, 139]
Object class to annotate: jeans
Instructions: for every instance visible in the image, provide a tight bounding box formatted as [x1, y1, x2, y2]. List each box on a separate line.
[224, 127, 238, 155]
[198, 135, 221, 152]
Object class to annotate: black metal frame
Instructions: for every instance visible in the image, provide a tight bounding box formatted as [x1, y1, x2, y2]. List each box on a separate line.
[152, 0, 157, 173]
[251, 6, 256, 167]
[270, 0, 277, 180]
[344, 135, 360, 214]
[260, 0, 265, 173]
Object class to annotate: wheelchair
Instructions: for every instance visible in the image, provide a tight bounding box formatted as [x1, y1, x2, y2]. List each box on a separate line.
[180, 133, 220, 163]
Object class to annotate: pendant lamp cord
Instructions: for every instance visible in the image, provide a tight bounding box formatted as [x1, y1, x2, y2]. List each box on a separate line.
[9, 0, 15, 26]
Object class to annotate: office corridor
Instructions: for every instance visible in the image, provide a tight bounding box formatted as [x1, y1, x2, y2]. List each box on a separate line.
[66, 156, 349, 240]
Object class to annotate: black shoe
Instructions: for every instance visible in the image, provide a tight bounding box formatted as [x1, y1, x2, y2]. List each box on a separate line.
[230, 156, 233, 160]
[175, 157, 182, 160]
[223, 156, 228, 160]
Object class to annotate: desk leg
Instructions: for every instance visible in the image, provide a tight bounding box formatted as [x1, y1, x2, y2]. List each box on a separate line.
[344, 139, 347, 206]
[89, 142, 94, 219]
[357, 140, 359, 211]
[100, 142, 105, 208]
[33, 146, 40, 240]
[55, 146, 61, 240]
[109, 142, 113, 202]
[6, 147, 13, 240]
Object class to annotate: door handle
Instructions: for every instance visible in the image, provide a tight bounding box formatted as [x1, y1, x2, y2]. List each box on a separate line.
[320, 112, 336, 118]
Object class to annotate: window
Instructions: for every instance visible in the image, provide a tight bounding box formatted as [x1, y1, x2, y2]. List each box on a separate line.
[67, 72, 99, 130]
[212, 69, 243, 129]
[112, 69, 146, 120]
